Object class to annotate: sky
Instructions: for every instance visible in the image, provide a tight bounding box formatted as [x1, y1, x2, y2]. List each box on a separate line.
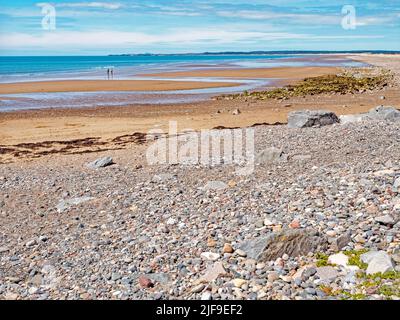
[0, 0, 399, 55]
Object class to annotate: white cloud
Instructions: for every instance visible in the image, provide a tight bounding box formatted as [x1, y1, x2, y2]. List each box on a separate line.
[217, 10, 341, 24]
[37, 2, 123, 10]
[217, 10, 399, 26]
[356, 16, 397, 26]
[0, 30, 384, 51]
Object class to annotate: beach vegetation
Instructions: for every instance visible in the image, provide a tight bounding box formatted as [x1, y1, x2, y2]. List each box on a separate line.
[217, 69, 393, 101]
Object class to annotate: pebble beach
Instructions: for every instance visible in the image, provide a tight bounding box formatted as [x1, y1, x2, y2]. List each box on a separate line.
[1, 54, 400, 300]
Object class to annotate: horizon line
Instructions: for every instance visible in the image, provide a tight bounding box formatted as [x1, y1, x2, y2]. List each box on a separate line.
[1, 50, 400, 57]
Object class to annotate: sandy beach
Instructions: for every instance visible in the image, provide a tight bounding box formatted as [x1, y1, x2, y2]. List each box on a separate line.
[0, 79, 239, 94]
[0, 66, 339, 95]
[0, 54, 399, 163]
[138, 66, 340, 79]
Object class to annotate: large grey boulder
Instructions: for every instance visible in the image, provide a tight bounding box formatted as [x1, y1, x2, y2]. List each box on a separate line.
[340, 106, 400, 125]
[375, 214, 396, 226]
[339, 114, 366, 125]
[87, 157, 113, 169]
[316, 266, 339, 283]
[288, 110, 339, 128]
[360, 251, 395, 275]
[368, 106, 400, 122]
[239, 229, 327, 262]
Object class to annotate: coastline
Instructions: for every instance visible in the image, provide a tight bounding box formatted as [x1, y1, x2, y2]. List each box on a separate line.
[0, 54, 399, 163]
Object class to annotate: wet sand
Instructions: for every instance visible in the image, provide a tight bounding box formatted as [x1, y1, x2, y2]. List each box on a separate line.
[0, 66, 339, 95]
[138, 66, 340, 79]
[0, 79, 239, 95]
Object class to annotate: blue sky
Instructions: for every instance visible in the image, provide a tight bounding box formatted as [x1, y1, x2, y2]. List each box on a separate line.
[0, 0, 399, 55]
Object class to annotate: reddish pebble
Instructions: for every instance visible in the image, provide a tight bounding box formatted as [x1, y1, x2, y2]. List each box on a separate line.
[289, 220, 300, 229]
[139, 275, 154, 288]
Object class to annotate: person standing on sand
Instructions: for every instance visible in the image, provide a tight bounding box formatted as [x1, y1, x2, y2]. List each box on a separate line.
[111, 68, 114, 80]
[107, 68, 110, 80]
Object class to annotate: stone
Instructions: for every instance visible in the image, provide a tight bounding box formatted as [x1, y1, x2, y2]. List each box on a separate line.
[339, 114, 366, 124]
[280, 275, 292, 283]
[267, 271, 279, 282]
[87, 156, 113, 169]
[255, 147, 288, 165]
[203, 181, 228, 191]
[238, 229, 327, 262]
[292, 154, 312, 161]
[56, 196, 94, 213]
[147, 273, 170, 285]
[328, 253, 349, 267]
[374, 169, 395, 177]
[200, 252, 220, 261]
[152, 173, 175, 182]
[393, 177, 400, 192]
[111, 272, 121, 281]
[191, 284, 205, 293]
[4, 292, 18, 300]
[293, 266, 315, 282]
[207, 238, 217, 247]
[354, 234, 366, 244]
[138, 275, 154, 288]
[7, 276, 21, 283]
[227, 180, 237, 188]
[200, 262, 226, 282]
[263, 218, 274, 226]
[289, 220, 300, 229]
[0, 246, 9, 253]
[316, 266, 338, 282]
[201, 291, 212, 300]
[222, 243, 234, 254]
[368, 106, 400, 122]
[232, 108, 241, 115]
[326, 230, 336, 237]
[235, 249, 247, 257]
[232, 279, 247, 288]
[288, 110, 339, 128]
[39, 235, 48, 242]
[375, 215, 396, 226]
[28, 287, 38, 295]
[392, 248, 400, 264]
[30, 274, 43, 287]
[166, 217, 176, 225]
[344, 271, 357, 284]
[361, 251, 395, 275]
[366, 204, 378, 214]
[25, 239, 37, 247]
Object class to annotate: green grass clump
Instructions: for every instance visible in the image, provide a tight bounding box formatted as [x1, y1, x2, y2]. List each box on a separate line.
[316, 252, 330, 267]
[365, 271, 400, 280]
[217, 72, 392, 101]
[378, 285, 400, 297]
[341, 291, 367, 300]
[343, 249, 369, 270]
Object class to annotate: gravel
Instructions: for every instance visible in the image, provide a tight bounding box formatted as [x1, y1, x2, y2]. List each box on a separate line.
[1, 119, 400, 300]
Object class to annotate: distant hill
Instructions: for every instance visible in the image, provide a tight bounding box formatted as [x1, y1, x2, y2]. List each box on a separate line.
[109, 50, 400, 57]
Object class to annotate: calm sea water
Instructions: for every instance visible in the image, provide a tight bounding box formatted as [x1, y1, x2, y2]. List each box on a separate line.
[0, 55, 295, 79]
[0, 54, 367, 111]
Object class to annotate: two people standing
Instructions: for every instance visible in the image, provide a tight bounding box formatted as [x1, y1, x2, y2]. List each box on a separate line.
[106, 68, 114, 80]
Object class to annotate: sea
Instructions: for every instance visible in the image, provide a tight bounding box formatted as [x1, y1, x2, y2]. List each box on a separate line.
[0, 54, 367, 111]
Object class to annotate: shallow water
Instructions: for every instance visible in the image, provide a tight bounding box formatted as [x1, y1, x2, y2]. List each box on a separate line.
[0, 55, 367, 112]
